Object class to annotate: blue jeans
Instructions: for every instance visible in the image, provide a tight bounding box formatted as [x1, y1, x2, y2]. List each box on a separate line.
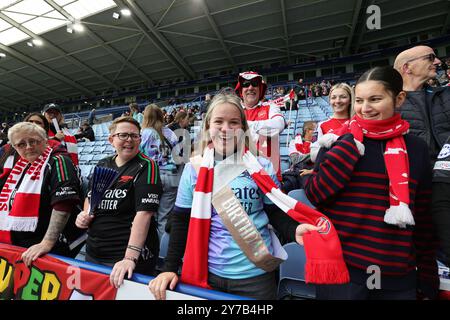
[208, 272, 277, 300]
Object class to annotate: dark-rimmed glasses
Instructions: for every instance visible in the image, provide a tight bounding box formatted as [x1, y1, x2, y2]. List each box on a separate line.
[111, 132, 141, 141]
[406, 53, 438, 64]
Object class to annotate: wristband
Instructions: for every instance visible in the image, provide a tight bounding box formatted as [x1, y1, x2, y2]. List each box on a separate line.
[127, 245, 142, 253]
[124, 256, 138, 264]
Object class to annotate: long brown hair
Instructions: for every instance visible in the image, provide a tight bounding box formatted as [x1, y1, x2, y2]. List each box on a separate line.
[24, 112, 50, 132]
[142, 104, 166, 146]
[173, 110, 189, 124]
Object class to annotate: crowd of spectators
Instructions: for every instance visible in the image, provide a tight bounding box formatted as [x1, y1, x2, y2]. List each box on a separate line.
[0, 44, 449, 301]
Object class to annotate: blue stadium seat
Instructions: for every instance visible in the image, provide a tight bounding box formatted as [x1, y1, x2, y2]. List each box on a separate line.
[104, 145, 115, 154]
[84, 141, 96, 147]
[281, 159, 290, 173]
[92, 145, 106, 154]
[79, 154, 94, 165]
[79, 164, 94, 178]
[91, 154, 106, 164]
[277, 242, 316, 300]
[80, 146, 94, 155]
[280, 146, 289, 158]
[97, 140, 109, 146]
[279, 133, 290, 145]
[288, 189, 315, 209]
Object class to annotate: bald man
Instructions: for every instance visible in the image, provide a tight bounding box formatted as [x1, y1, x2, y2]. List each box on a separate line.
[394, 45, 449, 166]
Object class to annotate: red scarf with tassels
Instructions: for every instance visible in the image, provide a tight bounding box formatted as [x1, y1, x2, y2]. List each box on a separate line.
[0, 146, 53, 244]
[336, 114, 413, 228]
[181, 146, 349, 289]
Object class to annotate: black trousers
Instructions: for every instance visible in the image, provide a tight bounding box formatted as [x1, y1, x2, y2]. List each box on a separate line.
[315, 281, 416, 300]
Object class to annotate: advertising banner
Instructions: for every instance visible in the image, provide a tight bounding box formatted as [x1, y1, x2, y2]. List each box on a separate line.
[0, 244, 117, 300]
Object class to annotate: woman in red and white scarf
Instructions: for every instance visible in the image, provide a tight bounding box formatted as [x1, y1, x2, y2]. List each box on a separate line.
[305, 67, 439, 300]
[149, 93, 349, 300]
[0, 122, 82, 266]
[0, 113, 68, 177]
[310, 83, 353, 163]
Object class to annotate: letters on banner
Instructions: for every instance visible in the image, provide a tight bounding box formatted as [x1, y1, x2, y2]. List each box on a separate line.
[0, 243, 117, 300]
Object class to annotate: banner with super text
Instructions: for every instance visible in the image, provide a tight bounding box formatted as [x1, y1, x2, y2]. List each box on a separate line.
[0, 243, 117, 300]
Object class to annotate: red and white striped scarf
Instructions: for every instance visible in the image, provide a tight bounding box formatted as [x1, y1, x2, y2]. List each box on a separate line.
[319, 114, 412, 228]
[48, 129, 78, 166]
[0, 146, 52, 244]
[181, 146, 349, 288]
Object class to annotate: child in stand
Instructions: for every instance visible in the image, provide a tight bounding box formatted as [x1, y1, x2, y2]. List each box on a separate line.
[149, 93, 349, 300]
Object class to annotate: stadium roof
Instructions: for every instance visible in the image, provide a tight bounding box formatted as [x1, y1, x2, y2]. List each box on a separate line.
[0, 0, 449, 112]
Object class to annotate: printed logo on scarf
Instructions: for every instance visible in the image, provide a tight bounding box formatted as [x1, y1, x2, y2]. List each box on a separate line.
[316, 217, 331, 235]
[438, 144, 450, 159]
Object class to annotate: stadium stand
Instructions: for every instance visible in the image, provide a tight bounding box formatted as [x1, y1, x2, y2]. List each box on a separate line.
[277, 242, 316, 300]
[0, 0, 449, 302]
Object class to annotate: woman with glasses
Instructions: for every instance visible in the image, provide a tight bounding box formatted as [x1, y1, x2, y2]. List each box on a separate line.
[0, 113, 68, 184]
[75, 116, 162, 288]
[0, 122, 82, 264]
[140, 105, 180, 240]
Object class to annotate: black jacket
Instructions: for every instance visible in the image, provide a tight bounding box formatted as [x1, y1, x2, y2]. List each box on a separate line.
[432, 136, 450, 266]
[399, 86, 450, 166]
[75, 126, 95, 141]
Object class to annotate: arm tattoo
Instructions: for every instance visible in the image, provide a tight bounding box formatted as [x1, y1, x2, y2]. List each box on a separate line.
[43, 209, 70, 242]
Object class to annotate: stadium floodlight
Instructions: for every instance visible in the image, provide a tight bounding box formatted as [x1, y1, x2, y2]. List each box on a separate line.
[120, 9, 131, 16]
[73, 22, 84, 32]
[113, 8, 131, 19]
[32, 39, 43, 46]
[0, 53, 6, 58]
[67, 21, 84, 33]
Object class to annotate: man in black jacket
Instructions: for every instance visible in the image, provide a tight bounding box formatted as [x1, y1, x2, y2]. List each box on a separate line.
[394, 45, 450, 167]
[432, 137, 450, 267]
[74, 122, 95, 142]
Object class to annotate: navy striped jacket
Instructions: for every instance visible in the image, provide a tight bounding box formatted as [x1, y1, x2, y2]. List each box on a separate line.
[305, 133, 439, 297]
